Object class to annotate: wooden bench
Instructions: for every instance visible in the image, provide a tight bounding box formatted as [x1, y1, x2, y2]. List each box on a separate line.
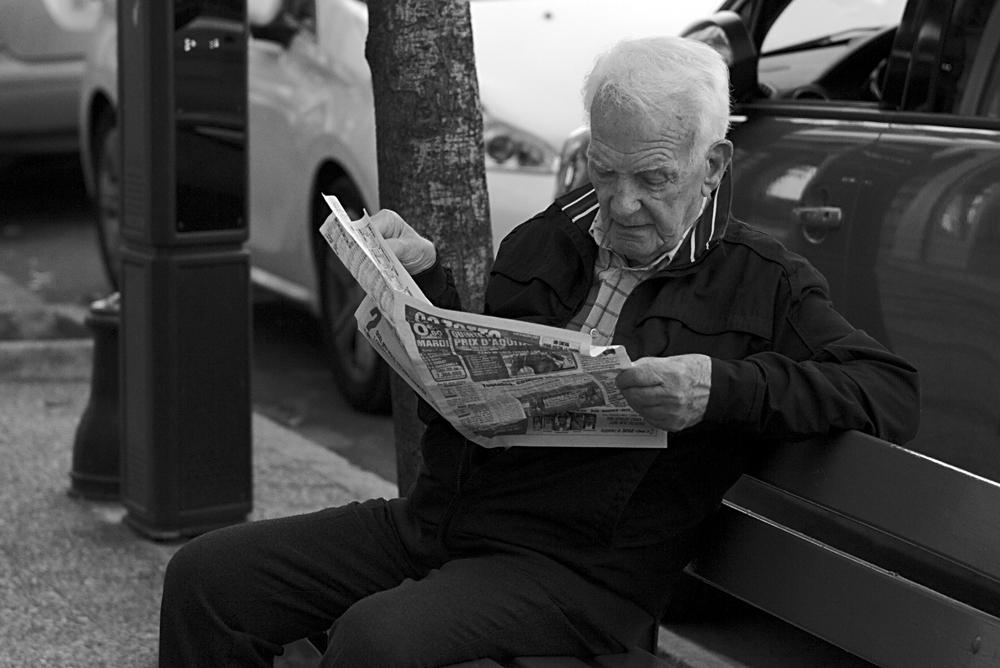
[687, 431, 1000, 667]
[284, 430, 1000, 667]
[446, 430, 1000, 667]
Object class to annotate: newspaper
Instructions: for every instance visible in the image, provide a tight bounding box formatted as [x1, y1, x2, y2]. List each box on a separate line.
[320, 196, 668, 449]
[319, 195, 427, 314]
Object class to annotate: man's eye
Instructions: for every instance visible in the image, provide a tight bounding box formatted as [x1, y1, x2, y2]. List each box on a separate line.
[641, 173, 668, 187]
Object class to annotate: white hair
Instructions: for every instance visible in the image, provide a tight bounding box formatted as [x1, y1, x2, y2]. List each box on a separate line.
[583, 36, 731, 160]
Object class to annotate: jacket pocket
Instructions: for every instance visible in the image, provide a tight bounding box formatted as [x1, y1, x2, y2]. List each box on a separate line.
[621, 278, 777, 360]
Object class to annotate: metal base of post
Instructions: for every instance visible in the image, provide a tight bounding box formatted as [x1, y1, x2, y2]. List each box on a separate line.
[69, 293, 121, 501]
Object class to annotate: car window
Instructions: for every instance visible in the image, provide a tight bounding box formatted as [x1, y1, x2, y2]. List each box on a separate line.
[762, 0, 908, 53]
[756, 0, 907, 99]
[929, 0, 1000, 117]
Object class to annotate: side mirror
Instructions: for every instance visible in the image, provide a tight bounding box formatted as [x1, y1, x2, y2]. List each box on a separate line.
[248, 0, 299, 47]
[248, 0, 282, 25]
[554, 126, 591, 198]
[682, 11, 759, 103]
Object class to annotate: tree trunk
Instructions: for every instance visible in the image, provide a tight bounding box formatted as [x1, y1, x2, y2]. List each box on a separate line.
[366, 0, 493, 496]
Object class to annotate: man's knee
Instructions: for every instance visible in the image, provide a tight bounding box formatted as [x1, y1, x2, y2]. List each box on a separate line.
[323, 594, 428, 668]
[162, 527, 242, 607]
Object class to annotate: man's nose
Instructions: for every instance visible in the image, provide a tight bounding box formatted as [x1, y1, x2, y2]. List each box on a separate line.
[610, 178, 642, 219]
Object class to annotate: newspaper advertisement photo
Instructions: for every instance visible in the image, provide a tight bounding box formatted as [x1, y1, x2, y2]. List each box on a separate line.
[394, 296, 667, 448]
[321, 195, 668, 449]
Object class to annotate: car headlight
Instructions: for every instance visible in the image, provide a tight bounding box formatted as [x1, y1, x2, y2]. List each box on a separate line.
[482, 115, 558, 174]
[554, 126, 591, 197]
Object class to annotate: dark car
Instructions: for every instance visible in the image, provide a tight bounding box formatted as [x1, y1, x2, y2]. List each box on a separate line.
[556, 0, 1000, 485]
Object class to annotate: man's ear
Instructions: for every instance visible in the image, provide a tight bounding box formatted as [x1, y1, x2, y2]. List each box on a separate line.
[701, 140, 734, 196]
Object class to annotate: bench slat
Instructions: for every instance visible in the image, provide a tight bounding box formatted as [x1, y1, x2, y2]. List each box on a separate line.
[591, 647, 677, 667]
[446, 646, 673, 668]
[726, 472, 1000, 617]
[691, 503, 1000, 668]
[744, 432, 1000, 582]
[509, 657, 594, 667]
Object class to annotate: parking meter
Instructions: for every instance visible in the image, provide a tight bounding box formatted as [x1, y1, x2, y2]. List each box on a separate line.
[118, 0, 251, 538]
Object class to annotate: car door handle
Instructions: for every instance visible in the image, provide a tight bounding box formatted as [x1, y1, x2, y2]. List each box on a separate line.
[793, 206, 842, 229]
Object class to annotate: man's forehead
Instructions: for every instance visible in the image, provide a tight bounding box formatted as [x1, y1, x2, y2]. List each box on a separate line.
[588, 104, 694, 168]
[587, 133, 684, 172]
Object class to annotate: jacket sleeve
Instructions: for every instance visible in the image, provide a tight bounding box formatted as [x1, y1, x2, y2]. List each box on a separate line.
[703, 262, 921, 446]
[412, 259, 463, 311]
[411, 260, 464, 427]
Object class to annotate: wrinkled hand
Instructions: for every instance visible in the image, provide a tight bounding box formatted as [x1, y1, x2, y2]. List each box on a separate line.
[368, 209, 437, 275]
[616, 354, 712, 432]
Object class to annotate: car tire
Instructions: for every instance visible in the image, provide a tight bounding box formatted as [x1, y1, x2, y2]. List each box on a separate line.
[314, 177, 391, 414]
[93, 114, 122, 290]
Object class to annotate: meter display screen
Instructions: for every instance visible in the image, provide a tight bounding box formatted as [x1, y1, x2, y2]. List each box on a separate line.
[173, 0, 247, 233]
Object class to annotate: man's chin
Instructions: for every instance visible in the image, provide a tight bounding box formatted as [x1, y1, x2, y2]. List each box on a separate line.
[610, 238, 659, 266]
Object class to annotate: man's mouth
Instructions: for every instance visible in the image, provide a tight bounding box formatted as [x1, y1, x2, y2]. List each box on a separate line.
[613, 221, 650, 232]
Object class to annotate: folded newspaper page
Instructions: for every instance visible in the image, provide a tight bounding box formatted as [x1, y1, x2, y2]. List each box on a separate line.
[319, 194, 428, 314]
[321, 196, 668, 449]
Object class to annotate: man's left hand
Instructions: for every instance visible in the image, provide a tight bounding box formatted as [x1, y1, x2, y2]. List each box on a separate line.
[368, 209, 437, 275]
[616, 354, 712, 432]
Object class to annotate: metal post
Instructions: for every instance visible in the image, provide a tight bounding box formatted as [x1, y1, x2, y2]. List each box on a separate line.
[117, 0, 252, 539]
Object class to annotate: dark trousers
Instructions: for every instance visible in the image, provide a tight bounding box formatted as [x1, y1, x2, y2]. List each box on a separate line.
[157, 497, 653, 668]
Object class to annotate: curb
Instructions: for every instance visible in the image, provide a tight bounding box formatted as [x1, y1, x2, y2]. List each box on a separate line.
[0, 269, 94, 380]
[0, 270, 91, 342]
[0, 303, 90, 341]
[0, 338, 94, 381]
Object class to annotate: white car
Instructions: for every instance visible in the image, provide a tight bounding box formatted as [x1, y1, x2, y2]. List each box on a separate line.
[77, 0, 717, 411]
[1, 0, 101, 156]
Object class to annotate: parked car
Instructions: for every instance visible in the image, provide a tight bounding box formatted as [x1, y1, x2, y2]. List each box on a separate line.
[0, 0, 101, 157]
[556, 0, 1000, 484]
[77, 0, 717, 412]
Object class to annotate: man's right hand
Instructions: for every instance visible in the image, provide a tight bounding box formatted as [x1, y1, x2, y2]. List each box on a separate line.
[369, 209, 437, 275]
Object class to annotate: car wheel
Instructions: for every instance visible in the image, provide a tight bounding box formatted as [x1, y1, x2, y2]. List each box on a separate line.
[93, 115, 122, 290]
[315, 177, 391, 414]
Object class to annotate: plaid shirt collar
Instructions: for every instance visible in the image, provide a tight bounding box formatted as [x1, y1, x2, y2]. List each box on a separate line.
[559, 169, 733, 344]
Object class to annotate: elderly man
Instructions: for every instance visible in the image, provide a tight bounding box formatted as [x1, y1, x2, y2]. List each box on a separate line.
[158, 36, 919, 667]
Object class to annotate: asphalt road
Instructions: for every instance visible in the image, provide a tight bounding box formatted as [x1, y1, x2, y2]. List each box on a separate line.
[0, 154, 398, 486]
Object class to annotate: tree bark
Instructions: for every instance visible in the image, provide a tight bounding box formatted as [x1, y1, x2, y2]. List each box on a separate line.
[366, 0, 493, 496]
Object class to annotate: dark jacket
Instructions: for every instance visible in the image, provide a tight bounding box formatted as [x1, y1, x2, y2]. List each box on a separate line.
[407, 180, 920, 616]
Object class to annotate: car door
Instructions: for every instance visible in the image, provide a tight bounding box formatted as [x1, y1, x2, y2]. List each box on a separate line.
[849, 0, 1000, 483]
[721, 0, 909, 311]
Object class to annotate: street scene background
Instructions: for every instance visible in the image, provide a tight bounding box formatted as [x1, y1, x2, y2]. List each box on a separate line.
[0, 154, 397, 484]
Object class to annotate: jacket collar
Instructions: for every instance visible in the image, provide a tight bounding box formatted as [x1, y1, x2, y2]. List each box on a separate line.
[554, 165, 733, 268]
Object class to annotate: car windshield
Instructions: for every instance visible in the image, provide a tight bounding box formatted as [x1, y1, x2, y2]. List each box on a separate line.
[760, 25, 889, 57]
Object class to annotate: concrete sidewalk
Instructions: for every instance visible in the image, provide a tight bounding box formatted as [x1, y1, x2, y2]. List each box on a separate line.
[0, 273, 398, 666]
[0, 269, 872, 668]
[0, 347, 398, 667]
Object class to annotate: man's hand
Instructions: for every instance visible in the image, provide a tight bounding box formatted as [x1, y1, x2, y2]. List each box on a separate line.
[369, 209, 437, 275]
[616, 354, 712, 432]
